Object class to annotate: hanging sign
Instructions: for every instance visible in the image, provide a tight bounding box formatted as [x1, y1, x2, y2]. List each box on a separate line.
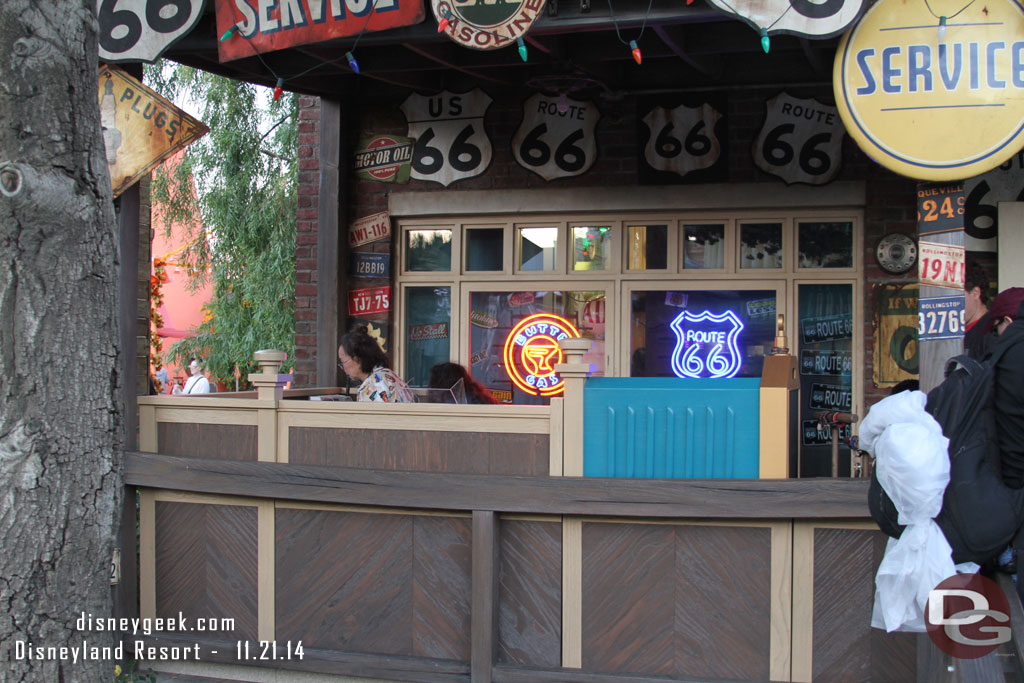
[355, 135, 414, 184]
[402, 90, 492, 187]
[641, 104, 723, 179]
[834, 0, 1024, 181]
[348, 286, 391, 316]
[349, 211, 390, 248]
[503, 313, 580, 396]
[753, 93, 844, 185]
[963, 153, 1024, 252]
[919, 295, 966, 341]
[512, 93, 599, 181]
[350, 252, 390, 279]
[706, 0, 864, 38]
[215, 0, 425, 62]
[918, 242, 965, 290]
[802, 420, 853, 447]
[98, 66, 208, 198]
[98, 0, 205, 63]
[433, 0, 545, 50]
[668, 310, 744, 379]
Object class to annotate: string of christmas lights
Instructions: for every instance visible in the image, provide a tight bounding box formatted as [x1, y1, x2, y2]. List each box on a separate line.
[219, 0, 381, 99]
[923, 0, 978, 40]
[605, 0, 655, 64]
[710, 0, 793, 53]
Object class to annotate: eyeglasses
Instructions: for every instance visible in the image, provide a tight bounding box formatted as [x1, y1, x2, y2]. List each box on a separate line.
[338, 355, 355, 372]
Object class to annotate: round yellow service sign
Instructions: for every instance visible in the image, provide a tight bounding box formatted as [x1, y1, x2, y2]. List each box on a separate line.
[834, 0, 1024, 180]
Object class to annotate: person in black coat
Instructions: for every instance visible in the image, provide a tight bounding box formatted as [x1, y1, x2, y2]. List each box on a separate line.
[964, 260, 994, 360]
[987, 287, 1024, 488]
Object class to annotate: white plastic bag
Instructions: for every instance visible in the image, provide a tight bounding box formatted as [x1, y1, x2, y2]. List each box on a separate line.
[859, 391, 960, 632]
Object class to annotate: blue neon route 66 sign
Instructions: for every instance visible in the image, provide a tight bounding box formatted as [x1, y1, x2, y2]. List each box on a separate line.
[668, 310, 745, 379]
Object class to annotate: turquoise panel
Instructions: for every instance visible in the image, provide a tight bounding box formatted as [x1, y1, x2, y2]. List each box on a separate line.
[582, 377, 760, 478]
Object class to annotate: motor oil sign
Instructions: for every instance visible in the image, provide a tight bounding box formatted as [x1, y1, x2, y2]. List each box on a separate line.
[355, 135, 414, 183]
[216, 0, 425, 62]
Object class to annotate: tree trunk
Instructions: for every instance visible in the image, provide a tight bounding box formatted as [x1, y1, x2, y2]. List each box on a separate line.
[0, 2, 122, 681]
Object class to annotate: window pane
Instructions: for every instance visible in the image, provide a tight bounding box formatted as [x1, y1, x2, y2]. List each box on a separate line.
[518, 227, 558, 271]
[469, 290, 605, 405]
[572, 226, 612, 271]
[466, 228, 503, 271]
[406, 229, 452, 271]
[629, 289, 776, 379]
[739, 223, 783, 269]
[798, 283, 853, 477]
[682, 224, 725, 269]
[798, 221, 853, 268]
[627, 224, 668, 270]
[404, 286, 451, 387]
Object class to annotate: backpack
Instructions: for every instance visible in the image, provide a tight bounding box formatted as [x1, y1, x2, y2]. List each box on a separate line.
[868, 342, 1024, 565]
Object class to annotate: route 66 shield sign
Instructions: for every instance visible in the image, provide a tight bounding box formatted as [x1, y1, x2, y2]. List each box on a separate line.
[752, 93, 844, 186]
[402, 89, 492, 187]
[98, 0, 205, 63]
[669, 310, 744, 379]
[512, 93, 599, 181]
[642, 104, 722, 179]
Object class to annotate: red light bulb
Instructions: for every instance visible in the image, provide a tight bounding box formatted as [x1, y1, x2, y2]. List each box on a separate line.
[629, 39, 642, 65]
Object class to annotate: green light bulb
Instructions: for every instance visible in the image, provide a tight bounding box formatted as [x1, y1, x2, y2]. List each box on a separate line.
[760, 28, 770, 54]
[517, 37, 528, 62]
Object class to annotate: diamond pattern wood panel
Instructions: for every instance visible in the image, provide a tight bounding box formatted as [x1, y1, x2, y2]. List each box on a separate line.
[155, 502, 257, 640]
[497, 520, 562, 667]
[581, 522, 772, 679]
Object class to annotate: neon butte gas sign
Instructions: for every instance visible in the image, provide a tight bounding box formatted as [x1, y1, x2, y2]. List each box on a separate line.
[669, 310, 744, 379]
[503, 313, 581, 396]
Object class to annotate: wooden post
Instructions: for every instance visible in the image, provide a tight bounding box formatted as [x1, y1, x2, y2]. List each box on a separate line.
[471, 510, 499, 683]
[249, 349, 291, 462]
[555, 338, 594, 477]
[317, 99, 342, 387]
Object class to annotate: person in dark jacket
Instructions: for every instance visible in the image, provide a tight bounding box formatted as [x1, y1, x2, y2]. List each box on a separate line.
[986, 287, 1024, 488]
[428, 362, 500, 404]
[963, 260, 994, 360]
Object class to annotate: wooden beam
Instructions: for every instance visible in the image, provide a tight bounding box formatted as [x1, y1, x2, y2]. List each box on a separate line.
[471, 511, 499, 683]
[401, 43, 513, 85]
[124, 452, 873, 518]
[316, 99, 341, 387]
[652, 24, 718, 77]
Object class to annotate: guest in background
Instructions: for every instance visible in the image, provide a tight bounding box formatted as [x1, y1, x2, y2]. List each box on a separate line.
[173, 358, 212, 395]
[339, 326, 414, 403]
[429, 362, 499, 404]
[964, 260, 994, 360]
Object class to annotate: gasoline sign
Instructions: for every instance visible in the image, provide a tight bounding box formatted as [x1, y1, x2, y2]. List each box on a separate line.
[434, 0, 545, 50]
[503, 313, 580, 396]
[834, 0, 1024, 180]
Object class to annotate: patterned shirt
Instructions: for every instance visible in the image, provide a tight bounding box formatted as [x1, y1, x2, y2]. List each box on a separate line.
[356, 366, 414, 403]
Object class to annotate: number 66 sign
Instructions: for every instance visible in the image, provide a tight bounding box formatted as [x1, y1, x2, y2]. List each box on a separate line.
[753, 93, 844, 186]
[513, 93, 599, 181]
[98, 0, 205, 63]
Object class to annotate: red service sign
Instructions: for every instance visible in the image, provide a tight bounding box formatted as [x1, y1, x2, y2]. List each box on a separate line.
[216, 0, 426, 63]
[348, 286, 391, 316]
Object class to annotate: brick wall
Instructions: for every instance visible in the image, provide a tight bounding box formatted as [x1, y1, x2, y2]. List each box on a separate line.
[293, 87, 922, 410]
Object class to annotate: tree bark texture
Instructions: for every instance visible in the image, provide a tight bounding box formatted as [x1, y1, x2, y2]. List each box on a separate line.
[0, 2, 123, 681]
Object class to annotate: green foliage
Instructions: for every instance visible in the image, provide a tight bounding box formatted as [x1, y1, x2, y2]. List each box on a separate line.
[145, 64, 298, 385]
[114, 661, 156, 683]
